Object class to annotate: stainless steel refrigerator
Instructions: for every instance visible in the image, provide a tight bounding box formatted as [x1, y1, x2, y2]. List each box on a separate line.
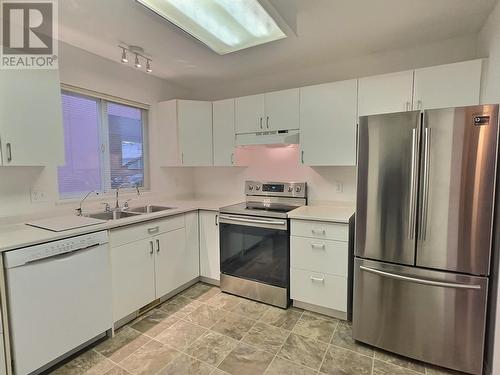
[353, 105, 499, 375]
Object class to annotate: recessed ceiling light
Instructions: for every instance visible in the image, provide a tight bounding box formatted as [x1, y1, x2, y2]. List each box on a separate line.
[136, 0, 287, 55]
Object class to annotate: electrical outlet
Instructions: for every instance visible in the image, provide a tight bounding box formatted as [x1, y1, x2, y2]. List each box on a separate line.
[30, 189, 48, 203]
[335, 182, 343, 193]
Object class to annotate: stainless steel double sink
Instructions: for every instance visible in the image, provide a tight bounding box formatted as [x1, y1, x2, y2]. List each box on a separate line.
[86, 205, 175, 220]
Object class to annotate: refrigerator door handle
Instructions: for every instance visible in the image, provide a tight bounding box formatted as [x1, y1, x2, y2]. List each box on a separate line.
[359, 266, 481, 290]
[419, 127, 431, 240]
[408, 128, 419, 239]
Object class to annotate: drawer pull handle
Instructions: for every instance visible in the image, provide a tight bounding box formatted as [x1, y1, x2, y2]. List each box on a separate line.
[311, 228, 326, 235]
[311, 243, 325, 250]
[148, 226, 159, 234]
[310, 276, 325, 283]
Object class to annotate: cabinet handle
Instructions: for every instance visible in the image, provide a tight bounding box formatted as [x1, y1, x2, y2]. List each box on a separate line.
[266, 116, 269, 129]
[6, 143, 12, 163]
[230, 153, 234, 165]
[312, 228, 326, 235]
[311, 243, 326, 250]
[215, 214, 219, 226]
[156, 239, 160, 253]
[259, 117, 263, 129]
[148, 226, 159, 234]
[301, 150, 304, 164]
[149, 241, 154, 255]
[310, 276, 325, 283]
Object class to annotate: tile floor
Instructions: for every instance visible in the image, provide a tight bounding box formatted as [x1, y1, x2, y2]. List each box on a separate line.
[50, 282, 466, 375]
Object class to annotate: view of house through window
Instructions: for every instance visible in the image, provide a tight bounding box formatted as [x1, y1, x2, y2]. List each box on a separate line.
[57, 91, 147, 198]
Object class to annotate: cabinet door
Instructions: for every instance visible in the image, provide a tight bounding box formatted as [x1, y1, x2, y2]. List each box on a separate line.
[0, 69, 64, 166]
[178, 100, 213, 166]
[413, 60, 481, 110]
[265, 88, 300, 131]
[235, 94, 265, 134]
[358, 71, 414, 116]
[185, 211, 200, 280]
[199, 211, 220, 281]
[154, 228, 189, 298]
[213, 99, 235, 166]
[110, 238, 155, 322]
[300, 80, 357, 166]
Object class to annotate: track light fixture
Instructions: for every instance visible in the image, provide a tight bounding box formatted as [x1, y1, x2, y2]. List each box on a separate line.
[118, 45, 152, 73]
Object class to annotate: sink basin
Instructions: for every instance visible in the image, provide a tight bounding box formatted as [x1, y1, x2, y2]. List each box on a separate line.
[86, 211, 142, 220]
[128, 205, 175, 214]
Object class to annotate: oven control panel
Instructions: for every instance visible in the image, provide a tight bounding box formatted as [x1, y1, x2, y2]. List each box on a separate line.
[245, 181, 306, 198]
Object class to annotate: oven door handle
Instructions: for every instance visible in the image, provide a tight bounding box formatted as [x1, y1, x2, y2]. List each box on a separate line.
[219, 214, 287, 229]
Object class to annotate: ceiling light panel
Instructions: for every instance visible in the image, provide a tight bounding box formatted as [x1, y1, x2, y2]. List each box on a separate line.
[136, 0, 286, 54]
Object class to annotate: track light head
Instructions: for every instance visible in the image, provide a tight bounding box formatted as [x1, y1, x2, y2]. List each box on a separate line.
[134, 54, 142, 68]
[146, 59, 152, 73]
[120, 48, 128, 63]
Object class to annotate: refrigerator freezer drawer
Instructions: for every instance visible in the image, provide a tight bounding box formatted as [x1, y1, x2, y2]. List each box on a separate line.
[353, 258, 488, 375]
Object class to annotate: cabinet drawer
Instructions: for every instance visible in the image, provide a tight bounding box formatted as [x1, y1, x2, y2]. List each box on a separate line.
[291, 268, 347, 312]
[110, 215, 185, 247]
[291, 236, 348, 276]
[291, 220, 348, 241]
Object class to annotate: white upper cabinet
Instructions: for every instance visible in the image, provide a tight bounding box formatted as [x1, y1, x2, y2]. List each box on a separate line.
[213, 99, 236, 166]
[235, 88, 300, 134]
[159, 99, 213, 166]
[413, 60, 482, 110]
[264, 88, 300, 131]
[235, 94, 265, 134]
[300, 80, 358, 166]
[358, 70, 414, 117]
[0, 69, 64, 166]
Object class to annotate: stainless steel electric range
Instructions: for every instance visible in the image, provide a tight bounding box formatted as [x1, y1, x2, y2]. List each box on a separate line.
[219, 180, 307, 308]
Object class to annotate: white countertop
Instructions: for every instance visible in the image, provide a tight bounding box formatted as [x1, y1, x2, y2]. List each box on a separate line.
[288, 202, 355, 223]
[0, 198, 240, 252]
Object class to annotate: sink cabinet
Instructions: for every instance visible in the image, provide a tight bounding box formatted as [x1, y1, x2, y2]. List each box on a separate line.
[109, 213, 198, 323]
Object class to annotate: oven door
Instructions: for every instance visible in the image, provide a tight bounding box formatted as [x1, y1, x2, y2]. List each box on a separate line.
[219, 214, 289, 288]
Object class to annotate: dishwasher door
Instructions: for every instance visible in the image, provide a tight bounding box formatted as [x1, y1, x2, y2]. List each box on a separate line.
[6, 243, 112, 375]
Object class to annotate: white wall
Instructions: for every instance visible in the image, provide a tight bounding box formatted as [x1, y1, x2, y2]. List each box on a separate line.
[0, 42, 194, 218]
[194, 145, 356, 203]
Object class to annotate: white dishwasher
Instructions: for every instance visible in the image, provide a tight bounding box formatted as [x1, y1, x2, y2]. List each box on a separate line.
[4, 231, 112, 375]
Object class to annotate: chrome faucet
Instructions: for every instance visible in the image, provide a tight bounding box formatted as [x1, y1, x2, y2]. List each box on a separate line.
[76, 190, 99, 216]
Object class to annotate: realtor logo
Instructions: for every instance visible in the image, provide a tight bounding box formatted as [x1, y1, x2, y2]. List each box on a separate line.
[1, 0, 58, 69]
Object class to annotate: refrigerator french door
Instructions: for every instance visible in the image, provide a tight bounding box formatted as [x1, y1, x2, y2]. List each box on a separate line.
[354, 105, 499, 375]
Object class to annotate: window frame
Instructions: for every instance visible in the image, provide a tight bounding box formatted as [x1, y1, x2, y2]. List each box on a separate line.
[58, 88, 150, 199]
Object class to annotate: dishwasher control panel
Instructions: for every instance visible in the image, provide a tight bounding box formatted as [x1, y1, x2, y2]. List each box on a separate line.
[4, 231, 109, 268]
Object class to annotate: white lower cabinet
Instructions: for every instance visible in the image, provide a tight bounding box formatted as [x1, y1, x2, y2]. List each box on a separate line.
[199, 210, 220, 281]
[290, 219, 349, 318]
[110, 214, 198, 322]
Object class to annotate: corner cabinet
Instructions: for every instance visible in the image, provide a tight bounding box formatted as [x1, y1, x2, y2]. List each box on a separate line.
[0, 69, 64, 166]
[199, 210, 220, 282]
[109, 214, 199, 323]
[235, 88, 299, 134]
[300, 79, 358, 166]
[158, 99, 213, 166]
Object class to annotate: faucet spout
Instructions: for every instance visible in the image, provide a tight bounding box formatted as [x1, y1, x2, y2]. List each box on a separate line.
[77, 190, 99, 216]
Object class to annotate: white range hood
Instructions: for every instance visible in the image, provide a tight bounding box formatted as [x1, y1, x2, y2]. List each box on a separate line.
[235, 130, 300, 146]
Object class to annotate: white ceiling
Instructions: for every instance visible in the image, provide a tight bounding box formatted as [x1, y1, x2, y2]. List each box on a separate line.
[59, 0, 498, 91]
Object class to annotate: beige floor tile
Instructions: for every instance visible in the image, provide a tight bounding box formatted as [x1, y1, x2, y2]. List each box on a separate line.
[211, 312, 256, 340]
[218, 343, 274, 375]
[241, 322, 290, 354]
[155, 320, 207, 350]
[293, 314, 338, 343]
[331, 321, 374, 357]
[302, 310, 340, 323]
[51, 350, 114, 375]
[264, 356, 317, 375]
[320, 345, 372, 375]
[119, 340, 180, 375]
[207, 293, 244, 311]
[373, 359, 423, 375]
[185, 331, 238, 366]
[278, 332, 328, 370]
[185, 304, 227, 328]
[158, 353, 214, 374]
[231, 299, 269, 319]
[259, 306, 302, 330]
[131, 309, 179, 337]
[426, 364, 467, 374]
[181, 283, 221, 302]
[103, 366, 131, 375]
[159, 295, 203, 318]
[374, 349, 425, 373]
[94, 326, 151, 363]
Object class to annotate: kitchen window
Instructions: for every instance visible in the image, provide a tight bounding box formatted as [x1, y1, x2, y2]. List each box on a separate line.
[57, 90, 148, 199]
